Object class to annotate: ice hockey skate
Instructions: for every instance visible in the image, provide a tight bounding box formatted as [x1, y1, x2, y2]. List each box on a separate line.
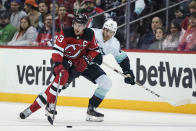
[45, 103, 57, 125]
[86, 104, 104, 122]
[19, 107, 32, 119]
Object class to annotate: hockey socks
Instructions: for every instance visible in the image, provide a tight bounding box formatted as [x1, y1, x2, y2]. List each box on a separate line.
[30, 101, 41, 113]
[89, 95, 103, 108]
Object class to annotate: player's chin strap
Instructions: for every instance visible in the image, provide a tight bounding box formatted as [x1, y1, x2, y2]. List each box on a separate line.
[102, 62, 192, 107]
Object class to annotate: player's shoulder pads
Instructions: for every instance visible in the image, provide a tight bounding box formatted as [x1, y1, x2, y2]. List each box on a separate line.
[62, 27, 75, 37]
[82, 28, 94, 41]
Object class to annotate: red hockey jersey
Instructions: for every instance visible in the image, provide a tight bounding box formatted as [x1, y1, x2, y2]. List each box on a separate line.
[52, 27, 98, 65]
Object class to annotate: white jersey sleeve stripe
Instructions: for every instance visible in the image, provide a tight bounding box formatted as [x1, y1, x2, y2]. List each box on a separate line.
[36, 97, 45, 107]
[52, 50, 64, 57]
[53, 44, 64, 52]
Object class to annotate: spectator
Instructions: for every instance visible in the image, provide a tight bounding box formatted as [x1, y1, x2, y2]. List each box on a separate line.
[129, 32, 140, 49]
[24, 0, 40, 28]
[181, 0, 196, 30]
[137, 16, 163, 49]
[37, 0, 49, 32]
[177, 12, 196, 51]
[136, 0, 159, 35]
[4, 0, 25, 11]
[35, 14, 54, 47]
[10, 0, 27, 28]
[148, 27, 166, 50]
[56, 4, 74, 31]
[79, 0, 105, 28]
[162, 20, 184, 50]
[60, 0, 76, 14]
[8, 16, 38, 46]
[0, 11, 17, 45]
[38, 0, 50, 6]
[172, 7, 185, 25]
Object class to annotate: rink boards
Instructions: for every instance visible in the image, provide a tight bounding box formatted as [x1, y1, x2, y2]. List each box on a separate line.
[0, 47, 196, 114]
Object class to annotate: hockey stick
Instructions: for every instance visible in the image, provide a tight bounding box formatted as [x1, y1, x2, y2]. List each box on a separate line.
[102, 62, 191, 106]
[47, 72, 62, 125]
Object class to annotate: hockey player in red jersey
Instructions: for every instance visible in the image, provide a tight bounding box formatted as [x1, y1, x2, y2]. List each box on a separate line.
[46, 19, 135, 122]
[19, 14, 99, 121]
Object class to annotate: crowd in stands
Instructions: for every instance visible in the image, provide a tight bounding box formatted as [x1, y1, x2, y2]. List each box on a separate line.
[0, 0, 195, 51]
[127, 0, 196, 51]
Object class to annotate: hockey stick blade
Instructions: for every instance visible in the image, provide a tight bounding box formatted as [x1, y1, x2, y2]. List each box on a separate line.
[170, 99, 192, 107]
[137, 83, 191, 106]
[47, 115, 53, 125]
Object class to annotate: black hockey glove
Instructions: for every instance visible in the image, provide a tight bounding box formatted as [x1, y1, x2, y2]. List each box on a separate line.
[124, 70, 135, 85]
[92, 53, 103, 65]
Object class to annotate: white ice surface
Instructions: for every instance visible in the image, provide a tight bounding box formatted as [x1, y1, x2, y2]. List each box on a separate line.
[0, 102, 196, 131]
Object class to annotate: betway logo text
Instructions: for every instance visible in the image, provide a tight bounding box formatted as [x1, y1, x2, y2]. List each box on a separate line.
[136, 58, 196, 88]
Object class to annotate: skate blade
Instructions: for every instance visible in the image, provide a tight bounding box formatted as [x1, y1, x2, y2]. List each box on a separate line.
[86, 114, 104, 122]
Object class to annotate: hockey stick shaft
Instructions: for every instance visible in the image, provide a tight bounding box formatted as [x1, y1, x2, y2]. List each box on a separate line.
[102, 62, 191, 106]
[102, 62, 160, 97]
[53, 73, 62, 120]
